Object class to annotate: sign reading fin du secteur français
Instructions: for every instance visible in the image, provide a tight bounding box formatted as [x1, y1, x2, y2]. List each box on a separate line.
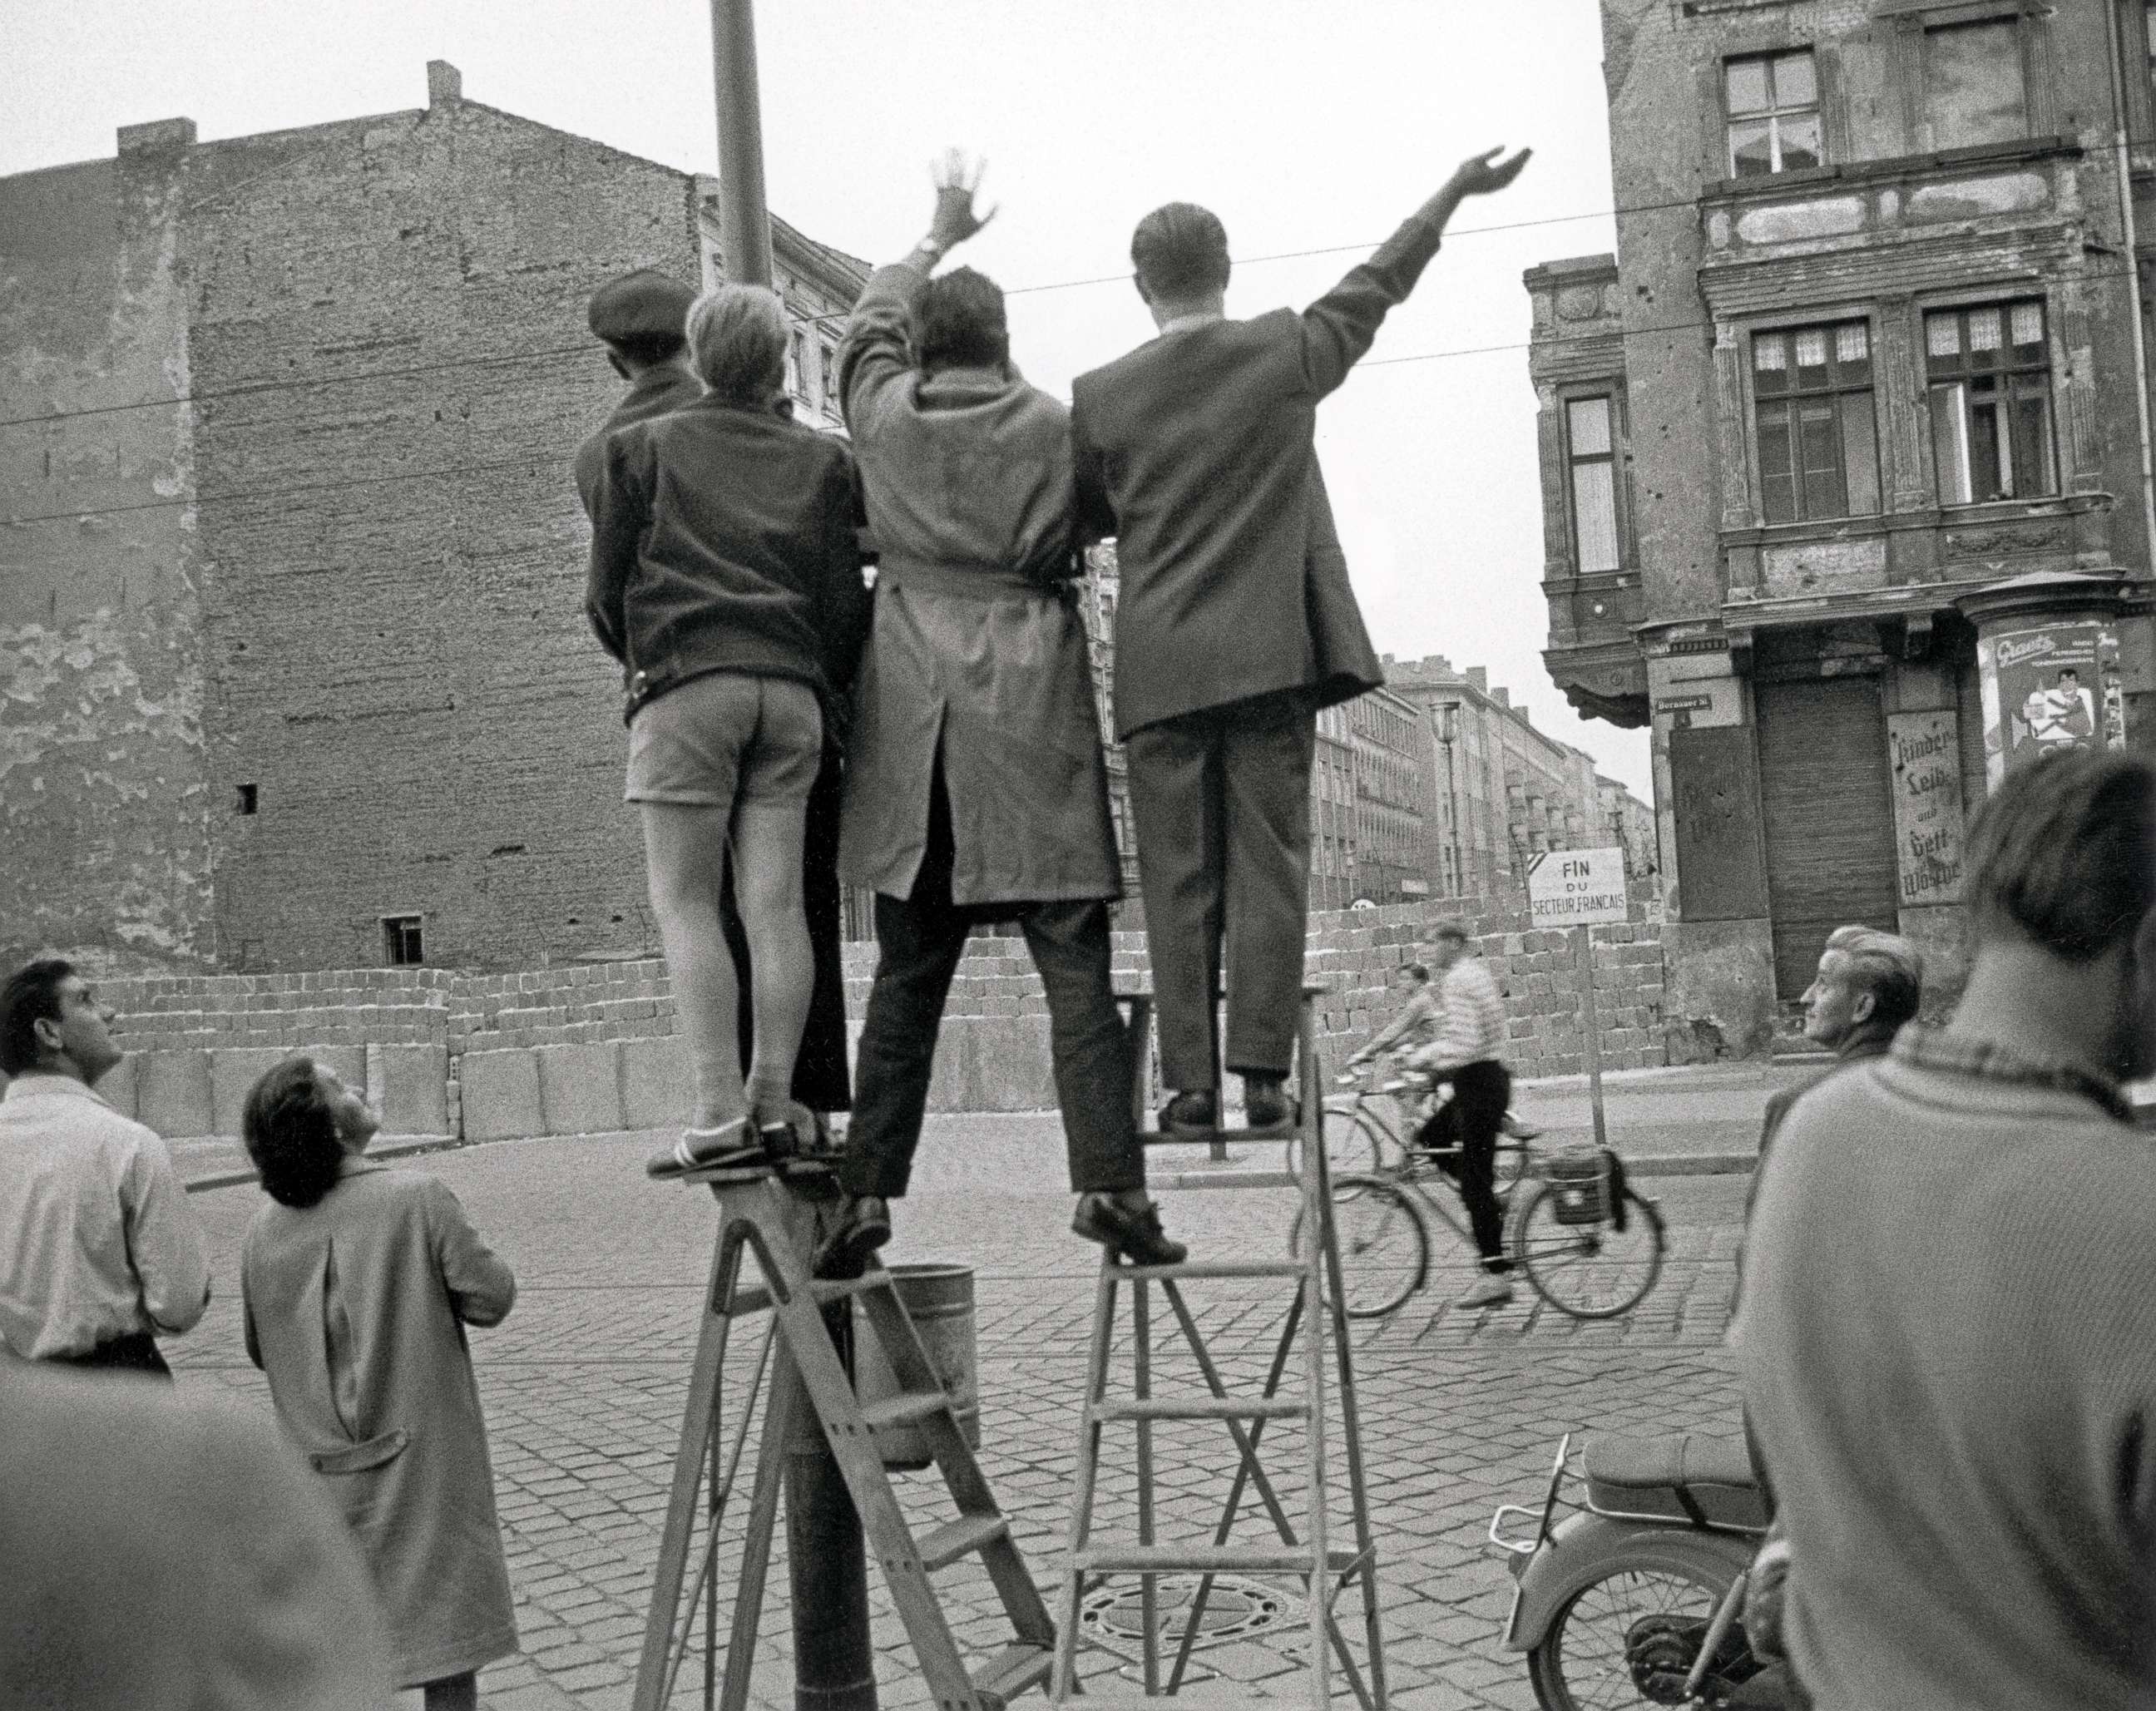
[1526, 847, 1629, 929]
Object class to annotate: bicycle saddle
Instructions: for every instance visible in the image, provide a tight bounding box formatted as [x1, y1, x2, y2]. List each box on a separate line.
[1580, 1432, 1768, 1532]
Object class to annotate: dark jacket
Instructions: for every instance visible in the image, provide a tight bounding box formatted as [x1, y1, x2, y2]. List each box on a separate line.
[834, 263, 1120, 905]
[586, 396, 870, 724]
[571, 360, 702, 519]
[1066, 215, 1448, 738]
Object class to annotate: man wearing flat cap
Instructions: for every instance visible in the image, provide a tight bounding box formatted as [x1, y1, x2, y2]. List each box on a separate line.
[574, 266, 855, 1131]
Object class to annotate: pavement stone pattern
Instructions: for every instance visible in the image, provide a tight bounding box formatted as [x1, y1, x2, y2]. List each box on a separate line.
[171, 1116, 1755, 1710]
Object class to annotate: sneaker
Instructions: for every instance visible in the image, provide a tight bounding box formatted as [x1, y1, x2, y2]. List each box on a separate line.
[1453, 1275, 1515, 1311]
[1158, 1090, 1218, 1135]
[646, 1116, 767, 1179]
[1243, 1077, 1298, 1135]
[1501, 1110, 1541, 1141]
[1072, 1191, 1189, 1266]
[813, 1194, 893, 1278]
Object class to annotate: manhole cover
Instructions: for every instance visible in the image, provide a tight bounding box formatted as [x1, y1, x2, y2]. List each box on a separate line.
[1078, 1574, 1303, 1684]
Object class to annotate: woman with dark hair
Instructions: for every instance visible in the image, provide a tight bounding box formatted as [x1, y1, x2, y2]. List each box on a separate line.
[240, 1055, 518, 1711]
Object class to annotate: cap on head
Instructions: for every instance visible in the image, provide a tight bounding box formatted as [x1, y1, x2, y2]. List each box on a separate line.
[587, 268, 697, 358]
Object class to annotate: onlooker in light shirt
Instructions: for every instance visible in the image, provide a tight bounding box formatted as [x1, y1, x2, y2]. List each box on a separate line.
[0, 959, 210, 1373]
[1345, 963, 1442, 1071]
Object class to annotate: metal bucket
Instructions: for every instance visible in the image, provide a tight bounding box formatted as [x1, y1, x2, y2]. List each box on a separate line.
[852, 1262, 980, 1471]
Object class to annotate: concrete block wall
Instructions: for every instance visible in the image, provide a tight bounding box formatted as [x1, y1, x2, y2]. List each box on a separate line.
[44, 898, 1664, 1142]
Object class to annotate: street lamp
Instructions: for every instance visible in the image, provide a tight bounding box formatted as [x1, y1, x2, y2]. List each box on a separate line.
[1436, 705, 1464, 898]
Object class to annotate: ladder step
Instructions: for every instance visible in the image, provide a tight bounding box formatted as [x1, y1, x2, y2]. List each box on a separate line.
[723, 1273, 883, 1317]
[1053, 1691, 1256, 1710]
[971, 1642, 1054, 1708]
[914, 1512, 1011, 1571]
[1075, 1545, 1363, 1575]
[856, 1392, 950, 1433]
[1137, 1127, 1299, 1147]
[1106, 1259, 1306, 1281]
[1093, 1396, 1308, 1422]
[1161, 1169, 1300, 1191]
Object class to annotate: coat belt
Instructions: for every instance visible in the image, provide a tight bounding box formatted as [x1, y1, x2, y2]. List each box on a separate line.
[878, 559, 1073, 602]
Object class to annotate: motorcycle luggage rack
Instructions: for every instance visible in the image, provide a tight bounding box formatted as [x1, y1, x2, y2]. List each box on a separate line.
[1487, 1432, 1572, 1559]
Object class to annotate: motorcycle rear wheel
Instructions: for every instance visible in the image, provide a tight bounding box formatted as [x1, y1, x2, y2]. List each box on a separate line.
[1526, 1559, 1741, 1710]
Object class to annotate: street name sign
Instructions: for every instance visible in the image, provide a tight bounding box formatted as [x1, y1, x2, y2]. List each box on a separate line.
[1526, 848, 1629, 929]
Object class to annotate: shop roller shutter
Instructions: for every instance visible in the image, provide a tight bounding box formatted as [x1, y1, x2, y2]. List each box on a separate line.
[1755, 675, 1900, 1001]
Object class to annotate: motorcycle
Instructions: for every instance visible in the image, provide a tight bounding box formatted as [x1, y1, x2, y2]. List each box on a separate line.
[1487, 1432, 1795, 1709]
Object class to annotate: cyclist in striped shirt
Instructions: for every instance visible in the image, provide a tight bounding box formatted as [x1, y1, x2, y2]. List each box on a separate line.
[1406, 922, 1516, 1308]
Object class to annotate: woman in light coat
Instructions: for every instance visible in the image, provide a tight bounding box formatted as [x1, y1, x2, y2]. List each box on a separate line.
[240, 1055, 518, 1710]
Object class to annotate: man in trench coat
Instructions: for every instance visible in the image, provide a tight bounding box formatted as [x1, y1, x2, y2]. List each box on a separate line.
[816, 157, 1184, 1277]
[1071, 146, 1530, 1137]
[573, 268, 853, 1128]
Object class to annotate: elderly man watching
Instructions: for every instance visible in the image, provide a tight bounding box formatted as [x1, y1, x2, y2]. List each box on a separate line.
[1758, 925, 1923, 1170]
[814, 155, 1184, 1277]
[1738, 749, 2156, 1709]
[0, 959, 210, 1374]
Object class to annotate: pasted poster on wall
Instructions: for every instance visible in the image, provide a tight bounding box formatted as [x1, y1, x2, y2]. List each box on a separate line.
[1976, 622, 2127, 788]
[1886, 711, 1964, 907]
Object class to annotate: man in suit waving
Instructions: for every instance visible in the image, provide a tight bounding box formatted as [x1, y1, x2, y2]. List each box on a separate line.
[1071, 146, 1529, 1137]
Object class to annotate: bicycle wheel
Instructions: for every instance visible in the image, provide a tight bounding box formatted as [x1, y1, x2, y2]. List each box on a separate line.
[1288, 1178, 1427, 1318]
[1493, 1136, 1530, 1196]
[1318, 1108, 1394, 1187]
[1511, 1184, 1665, 1320]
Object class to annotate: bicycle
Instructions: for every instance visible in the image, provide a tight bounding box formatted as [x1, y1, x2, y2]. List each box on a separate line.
[1308, 1064, 1532, 1193]
[1291, 1120, 1666, 1322]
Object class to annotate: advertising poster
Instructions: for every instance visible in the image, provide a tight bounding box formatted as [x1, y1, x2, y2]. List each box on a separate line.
[1976, 622, 2126, 788]
[1886, 711, 1964, 907]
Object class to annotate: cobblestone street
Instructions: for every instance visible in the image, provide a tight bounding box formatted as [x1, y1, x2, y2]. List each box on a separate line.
[171, 1116, 1753, 1711]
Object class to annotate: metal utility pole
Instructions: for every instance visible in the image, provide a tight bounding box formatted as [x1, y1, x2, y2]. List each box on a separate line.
[710, 0, 775, 287]
[705, 16, 873, 1706]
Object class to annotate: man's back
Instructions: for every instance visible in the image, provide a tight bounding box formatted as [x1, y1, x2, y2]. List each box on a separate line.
[1739, 1035, 2156, 1709]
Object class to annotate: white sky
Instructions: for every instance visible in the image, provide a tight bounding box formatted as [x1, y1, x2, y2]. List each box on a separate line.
[2, 0, 1649, 797]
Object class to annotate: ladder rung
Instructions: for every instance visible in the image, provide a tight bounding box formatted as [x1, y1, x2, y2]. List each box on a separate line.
[1053, 1691, 1257, 1710]
[1161, 1169, 1300, 1191]
[1093, 1396, 1308, 1422]
[971, 1642, 1054, 1706]
[722, 1270, 889, 1317]
[1107, 1259, 1305, 1281]
[914, 1512, 1011, 1571]
[1074, 1545, 1363, 1575]
[1137, 1127, 1299, 1147]
[855, 1392, 950, 1433]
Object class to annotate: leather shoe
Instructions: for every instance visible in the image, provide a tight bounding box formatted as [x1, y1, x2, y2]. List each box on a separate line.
[1072, 1191, 1188, 1267]
[1242, 1077, 1298, 1135]
[813, 1194, 892, 1279]
[1158, 1090, 1218, 1135]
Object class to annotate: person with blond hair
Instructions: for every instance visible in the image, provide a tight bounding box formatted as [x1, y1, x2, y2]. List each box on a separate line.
[587, 283, 870, 1176]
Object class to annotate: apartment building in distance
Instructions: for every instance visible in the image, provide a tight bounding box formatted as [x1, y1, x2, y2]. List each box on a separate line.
[1530, 1, 2156, 1051]
[1, 62, 868, 975]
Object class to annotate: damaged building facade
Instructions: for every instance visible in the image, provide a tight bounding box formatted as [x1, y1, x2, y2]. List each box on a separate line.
[1530, 0, 2156, 1054]
[1, 62, 865, 974]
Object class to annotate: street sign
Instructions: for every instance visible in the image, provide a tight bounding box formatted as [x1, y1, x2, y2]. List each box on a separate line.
[1526, 847, 1629, 929]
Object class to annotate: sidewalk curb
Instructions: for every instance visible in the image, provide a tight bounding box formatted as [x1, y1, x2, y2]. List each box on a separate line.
[1626, 1150, 1754, 1177]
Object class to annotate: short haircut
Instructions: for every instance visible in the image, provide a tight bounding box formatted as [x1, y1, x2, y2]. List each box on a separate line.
[1832, 929, 1924, 1031]
[1131, 203, 1231, 300]
[685, 284, 788, 406]
[0, 958, 72, 1076]
[917, 267, 1009, 372]
[606, 330, 687, 368]
[1432, 922, 1471, 947]
[242, 1056, 346, 1210]
[1963, 749, 2156, 962]
[1397, 962, 1430, 983]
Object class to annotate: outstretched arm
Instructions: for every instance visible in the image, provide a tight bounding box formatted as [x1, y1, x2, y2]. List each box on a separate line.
[835, 151, 996, 428]
[1300, 146, 1530, 397]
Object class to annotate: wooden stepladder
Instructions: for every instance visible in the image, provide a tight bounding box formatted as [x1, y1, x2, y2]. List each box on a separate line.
[633, 1159, 1056, 1711]
[1048, 987, 1389, 1709]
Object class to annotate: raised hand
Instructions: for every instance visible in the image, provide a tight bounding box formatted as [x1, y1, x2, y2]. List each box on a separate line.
[927, 149, 997, 251]
[1446, 146, 1533, 199]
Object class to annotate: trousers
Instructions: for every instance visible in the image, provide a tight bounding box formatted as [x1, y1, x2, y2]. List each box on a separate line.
[1123, 692, 1317, 1088]
[50, 1330, 172, 1379]
[839, 766, 1145, 1201]
[722, 741, 851, 1112]
[1417, 1059, 1512, 1272]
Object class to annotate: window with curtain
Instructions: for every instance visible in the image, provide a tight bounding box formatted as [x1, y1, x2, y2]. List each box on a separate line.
[1725, 51, 1822, 177]
[1566, 396, 1622, 572]
[1926, 301, 2055, 504]
[1752, 321, 1882, 524]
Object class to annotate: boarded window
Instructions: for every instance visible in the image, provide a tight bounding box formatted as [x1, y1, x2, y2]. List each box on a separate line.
[1925, 19, 2028, 149]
